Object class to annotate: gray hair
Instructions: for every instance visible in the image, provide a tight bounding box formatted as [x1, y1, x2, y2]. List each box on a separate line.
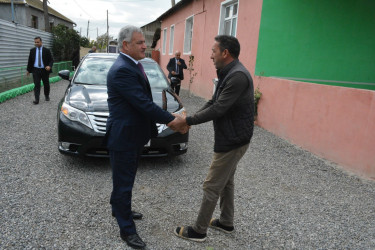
[118, 25, 143, 50]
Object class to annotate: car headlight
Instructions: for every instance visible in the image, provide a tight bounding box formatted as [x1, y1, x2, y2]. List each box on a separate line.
[61, 102, 93, 129]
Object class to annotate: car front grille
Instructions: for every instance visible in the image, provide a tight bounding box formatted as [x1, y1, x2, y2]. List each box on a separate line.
[86, 111, 165, 134]
[87, 112, 108, 134]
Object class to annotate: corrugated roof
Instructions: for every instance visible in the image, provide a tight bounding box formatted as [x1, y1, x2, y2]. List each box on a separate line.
[0, 0, 75, 25]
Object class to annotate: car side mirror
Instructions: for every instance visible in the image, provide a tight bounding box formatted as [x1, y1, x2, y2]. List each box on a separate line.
[58, 70, 71, 80]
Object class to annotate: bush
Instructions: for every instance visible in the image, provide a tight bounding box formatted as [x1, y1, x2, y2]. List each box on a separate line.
[51, 24, 80, 62]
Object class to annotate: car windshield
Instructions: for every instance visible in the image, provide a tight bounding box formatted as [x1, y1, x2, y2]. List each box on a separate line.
[73, 56, 169, 90]
[142, 62, 169, 90]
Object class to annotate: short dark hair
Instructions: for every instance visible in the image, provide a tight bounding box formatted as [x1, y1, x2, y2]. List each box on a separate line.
[34, 36, 42, 41]
[214, 35, 240, 59]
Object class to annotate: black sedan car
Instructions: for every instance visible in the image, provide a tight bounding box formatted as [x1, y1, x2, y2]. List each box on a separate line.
[57, 53, 188, 157]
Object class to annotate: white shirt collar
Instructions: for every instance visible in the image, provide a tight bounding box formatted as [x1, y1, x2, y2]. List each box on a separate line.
[120, 52, 139, 65]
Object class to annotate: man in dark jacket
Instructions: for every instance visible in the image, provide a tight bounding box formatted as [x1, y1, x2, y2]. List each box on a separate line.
[166, 51, 187, 95]
[26, 36, 54, 104]
[105, 25, 185, 249]
[171, 35, 254, 242]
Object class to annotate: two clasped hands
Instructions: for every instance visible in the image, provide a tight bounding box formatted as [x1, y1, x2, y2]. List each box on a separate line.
[167, 113, 190, 134]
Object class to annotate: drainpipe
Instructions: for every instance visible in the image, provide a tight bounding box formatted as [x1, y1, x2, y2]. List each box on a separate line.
[171, 0, 175, 7]
[11, 0, 15, 22]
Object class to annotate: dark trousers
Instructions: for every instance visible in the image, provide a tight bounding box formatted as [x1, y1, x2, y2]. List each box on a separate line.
[109, 146, 143, 236]
[32, 68, 50, 101]
[171, 82, 181, 96]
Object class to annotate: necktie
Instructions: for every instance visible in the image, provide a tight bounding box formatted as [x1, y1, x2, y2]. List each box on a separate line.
[137, 62, 152, 96]
[176, 59, 179, 74]
[137, 62, 148, 80]
[38, 48, 41, 67]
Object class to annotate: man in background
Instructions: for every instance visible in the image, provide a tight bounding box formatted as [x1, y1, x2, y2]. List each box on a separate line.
[88, 46, 97, 53]
[26, 36, 53, 104]
[166, 51, 187, 95]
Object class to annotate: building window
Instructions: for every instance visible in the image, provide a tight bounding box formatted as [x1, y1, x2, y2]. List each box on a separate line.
[184, 16, 194, 54]
[169, 25, 174, 55]
[31, 15, 38, 29]
[218, 0, 238, 36]
[162, 28, 167, 54]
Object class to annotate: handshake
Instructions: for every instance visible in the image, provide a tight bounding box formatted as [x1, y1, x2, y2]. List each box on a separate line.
[167, 113, 190, 134]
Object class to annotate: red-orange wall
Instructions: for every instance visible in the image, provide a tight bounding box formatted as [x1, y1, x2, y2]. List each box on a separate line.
[156, 0, 375, 179]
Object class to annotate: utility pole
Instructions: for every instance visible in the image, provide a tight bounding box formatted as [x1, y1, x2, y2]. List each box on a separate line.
[43, 0, 50, 32]
[87, 20, 90, 38]
[97, 27, 98, 39]
[11, 0, 15, 22]
[107, 10, 109, 52]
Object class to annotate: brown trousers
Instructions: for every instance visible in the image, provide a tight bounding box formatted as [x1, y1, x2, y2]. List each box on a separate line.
[193, 143, 250, 234]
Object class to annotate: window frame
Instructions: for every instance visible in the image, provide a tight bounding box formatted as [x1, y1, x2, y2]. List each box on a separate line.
[183, 15, 194, 55]
[162, 28, 167, 55]
[217, 0, 239, 37]
[31, 15, 38, 29]
[169, 24, 175, 55]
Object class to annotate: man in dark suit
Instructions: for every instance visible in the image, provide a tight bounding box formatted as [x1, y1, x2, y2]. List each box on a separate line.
[105, 25, 186, 249]
[26, 36, 54, 104]
[166, 51, 187, 95]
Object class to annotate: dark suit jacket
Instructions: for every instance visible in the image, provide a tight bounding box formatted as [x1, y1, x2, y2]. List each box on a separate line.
[27, 47, 54, 73]
[167, 58, 187, 80]
[105, 54, 174, 151]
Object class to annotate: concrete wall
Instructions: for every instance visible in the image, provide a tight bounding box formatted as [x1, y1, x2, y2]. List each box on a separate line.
[0, 3, 73, 30]
[255, 77, 375, 179]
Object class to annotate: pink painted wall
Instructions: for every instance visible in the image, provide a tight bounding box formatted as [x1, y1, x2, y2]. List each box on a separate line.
[156, 0, 375, 179]
[157, 0, 263, 99]
[255, 77, 375, 179]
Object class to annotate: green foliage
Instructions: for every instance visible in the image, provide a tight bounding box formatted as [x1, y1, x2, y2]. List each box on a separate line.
[51, 24, 80, 62]
[187, 55, 198, 97]
[96, 33, 114, 51]
[254, 86, 262, 118]
[80, 37, 90, 47]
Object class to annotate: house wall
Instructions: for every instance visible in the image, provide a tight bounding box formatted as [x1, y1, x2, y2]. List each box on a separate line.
[159, 0, 263, 99]
[255, 77, 375, 179]
[157, 0, 375, 179]
[256, 0, 375, 91]
[0, 3, 73, 30]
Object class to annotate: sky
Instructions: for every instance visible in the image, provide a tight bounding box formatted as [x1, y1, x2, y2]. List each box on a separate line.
[48, 0, 180, 41]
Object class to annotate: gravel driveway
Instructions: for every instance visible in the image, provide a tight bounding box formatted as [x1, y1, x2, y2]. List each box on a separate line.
[1, 80, 374, 249]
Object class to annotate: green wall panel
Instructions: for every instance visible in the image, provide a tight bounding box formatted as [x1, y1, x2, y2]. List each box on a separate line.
[255, 0, 375, 90]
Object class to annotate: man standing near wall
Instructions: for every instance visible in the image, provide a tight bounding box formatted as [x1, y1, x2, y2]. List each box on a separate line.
[166, 51, 187, 95]
[170, 35, 254, 242]
[26, 36, 53, 104]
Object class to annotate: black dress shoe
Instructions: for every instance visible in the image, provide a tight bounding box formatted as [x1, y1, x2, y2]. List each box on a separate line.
[132, 211, 143, 220]
[112, 211, 143, 220]
[33, 100, 39, 104]
[45, 96, 50, 101]
[120, 233, 146, 249]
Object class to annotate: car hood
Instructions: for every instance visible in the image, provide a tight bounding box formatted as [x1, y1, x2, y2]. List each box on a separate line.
[66, 84, 181, 113]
